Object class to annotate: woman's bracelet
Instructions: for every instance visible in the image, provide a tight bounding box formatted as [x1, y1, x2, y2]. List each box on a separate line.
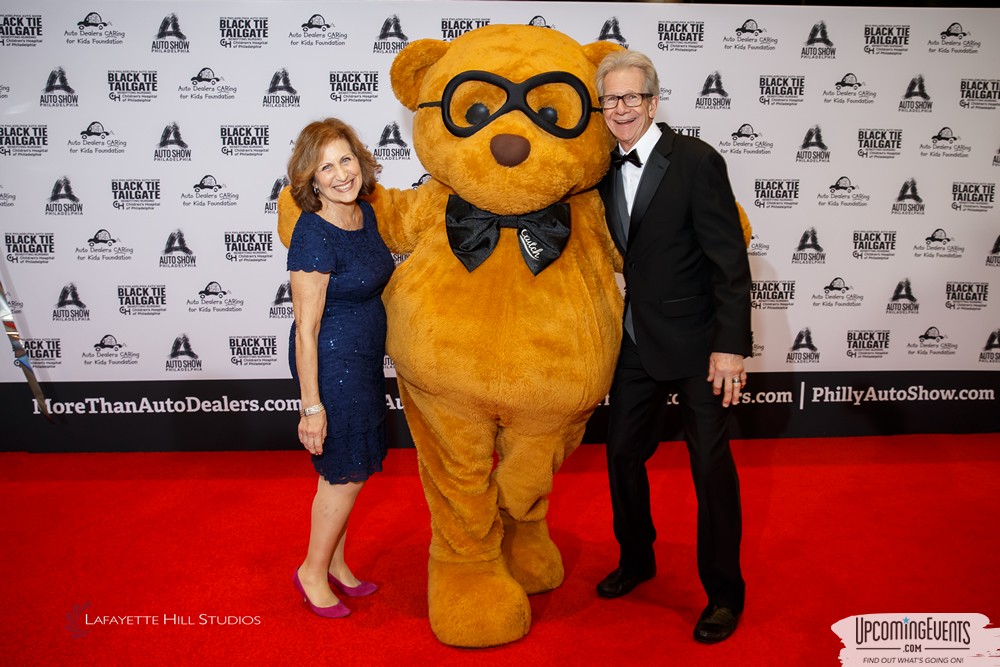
[300, 403, 325, 417]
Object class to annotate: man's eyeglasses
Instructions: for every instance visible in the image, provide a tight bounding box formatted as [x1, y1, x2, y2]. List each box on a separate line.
[598, 93, 654, 110]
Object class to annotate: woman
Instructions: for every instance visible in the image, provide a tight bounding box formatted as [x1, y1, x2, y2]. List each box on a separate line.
[286, 118, 394, 618]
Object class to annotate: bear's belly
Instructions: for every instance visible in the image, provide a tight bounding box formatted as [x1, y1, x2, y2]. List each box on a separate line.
[384, 230, 621, 414]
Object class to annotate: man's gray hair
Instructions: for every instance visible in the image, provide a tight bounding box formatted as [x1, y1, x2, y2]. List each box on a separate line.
[596, 50, 660, 97]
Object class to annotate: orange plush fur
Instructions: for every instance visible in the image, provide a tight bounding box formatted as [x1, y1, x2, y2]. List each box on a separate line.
[278, 25, 748, 648]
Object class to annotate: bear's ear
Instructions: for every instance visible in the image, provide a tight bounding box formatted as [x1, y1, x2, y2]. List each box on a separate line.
[582, 40, 625, 69]
[390, 38, 450, 111]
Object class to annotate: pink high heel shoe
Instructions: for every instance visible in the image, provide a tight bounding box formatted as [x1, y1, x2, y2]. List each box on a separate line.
[293, 569, 351, 618]
[328, 573, 378, 597]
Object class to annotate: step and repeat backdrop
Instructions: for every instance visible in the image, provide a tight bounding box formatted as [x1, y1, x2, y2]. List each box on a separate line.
[1, 1, 998, 451]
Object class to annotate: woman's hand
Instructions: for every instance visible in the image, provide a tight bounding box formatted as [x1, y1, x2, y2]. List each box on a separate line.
[298, 411, 327, 455]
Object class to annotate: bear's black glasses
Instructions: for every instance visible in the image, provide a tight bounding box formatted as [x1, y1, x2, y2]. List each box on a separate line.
[417, 70, 601, 140]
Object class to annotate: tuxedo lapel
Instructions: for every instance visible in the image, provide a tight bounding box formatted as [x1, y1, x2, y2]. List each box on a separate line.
[628, 125, 675, 244]
[612, 169, 629, 249]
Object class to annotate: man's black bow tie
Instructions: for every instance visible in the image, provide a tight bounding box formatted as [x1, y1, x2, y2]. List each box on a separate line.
[611, 149, 642, 169]
[445, 194, 571, 275]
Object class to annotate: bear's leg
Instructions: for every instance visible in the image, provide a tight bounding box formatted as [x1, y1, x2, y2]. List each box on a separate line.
[397, 380, 530, 648]
[495, 414, 588, 595]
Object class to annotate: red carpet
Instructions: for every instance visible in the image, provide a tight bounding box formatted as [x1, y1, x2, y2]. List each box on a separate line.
[2, 434, 998, 666]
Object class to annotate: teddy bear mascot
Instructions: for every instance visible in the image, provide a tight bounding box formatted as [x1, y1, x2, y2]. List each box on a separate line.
[279, 24, 625, 647]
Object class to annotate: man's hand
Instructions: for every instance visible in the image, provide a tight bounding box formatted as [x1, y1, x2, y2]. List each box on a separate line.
[707, 352, 747, 408]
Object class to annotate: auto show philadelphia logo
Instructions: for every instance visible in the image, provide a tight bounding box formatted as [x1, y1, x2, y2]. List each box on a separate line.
[166, 334, 202, 372]
[694, 72, 731, 110]
[373, 122, 411, 160]
[52, 283, 89, 322]
[151, 13, 190, 53]
[801, 20, 835, 59]
[373, 15, 408, 54]
[899, 74, 932, 112]
[45, 177, 83, 216]
[269, 281, 294, 319]
[795, 125, 830, 163]
[153, 123, 191, 162]
[981, 329, 1000, 364]
[886, 278, 919, 315]
[831, 613, 1000, 666]
[262, 69, 300, 107]
[988, 234, 1000, 268]
[40, 67, 78, 107]
[160, 229, 196, 268]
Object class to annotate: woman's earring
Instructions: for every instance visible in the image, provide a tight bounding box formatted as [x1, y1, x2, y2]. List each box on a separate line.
[312, 183, 319, 194]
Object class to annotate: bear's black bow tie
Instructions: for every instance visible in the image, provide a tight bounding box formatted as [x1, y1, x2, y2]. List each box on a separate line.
[445, 195, 570, 275]
[610, 149, 642, 169]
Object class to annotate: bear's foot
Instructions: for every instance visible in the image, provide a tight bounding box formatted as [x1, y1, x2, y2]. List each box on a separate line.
[501, 514, 564, 595]
[427, 556, 530, 647]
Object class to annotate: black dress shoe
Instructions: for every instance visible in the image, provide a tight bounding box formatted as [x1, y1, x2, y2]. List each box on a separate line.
[693, 604, 740, 643]
[596, 566, 655, 599]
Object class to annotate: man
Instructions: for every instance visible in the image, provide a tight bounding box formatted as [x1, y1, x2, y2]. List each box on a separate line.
[594, 50, 752, 644]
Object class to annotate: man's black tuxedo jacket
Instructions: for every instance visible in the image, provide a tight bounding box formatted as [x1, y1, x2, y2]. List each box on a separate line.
[598, 123, 752, 381]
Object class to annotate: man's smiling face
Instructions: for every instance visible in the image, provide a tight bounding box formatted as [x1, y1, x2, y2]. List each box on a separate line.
[601, 67, 658, 154]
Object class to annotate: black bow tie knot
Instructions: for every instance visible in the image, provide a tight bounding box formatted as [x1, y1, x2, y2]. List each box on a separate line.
[611, 149, 642, 169]
[445, 195, 571, 275]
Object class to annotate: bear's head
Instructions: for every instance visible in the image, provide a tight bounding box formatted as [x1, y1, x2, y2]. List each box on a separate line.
[391, 24, 621, 215]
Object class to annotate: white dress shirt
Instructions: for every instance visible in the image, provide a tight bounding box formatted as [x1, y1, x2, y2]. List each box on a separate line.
[619, 123, 662, 216]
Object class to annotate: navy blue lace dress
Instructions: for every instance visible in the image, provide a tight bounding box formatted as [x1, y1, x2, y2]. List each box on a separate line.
[287, 200, 394, 483]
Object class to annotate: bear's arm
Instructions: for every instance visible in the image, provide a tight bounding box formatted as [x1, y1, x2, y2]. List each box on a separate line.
[364, 182, 418, 255]
[578, 189, 624, 273]
[365, 180, 446, 255]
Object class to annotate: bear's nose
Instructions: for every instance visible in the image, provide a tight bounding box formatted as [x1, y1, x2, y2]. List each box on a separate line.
[490, 134, 531, 167]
